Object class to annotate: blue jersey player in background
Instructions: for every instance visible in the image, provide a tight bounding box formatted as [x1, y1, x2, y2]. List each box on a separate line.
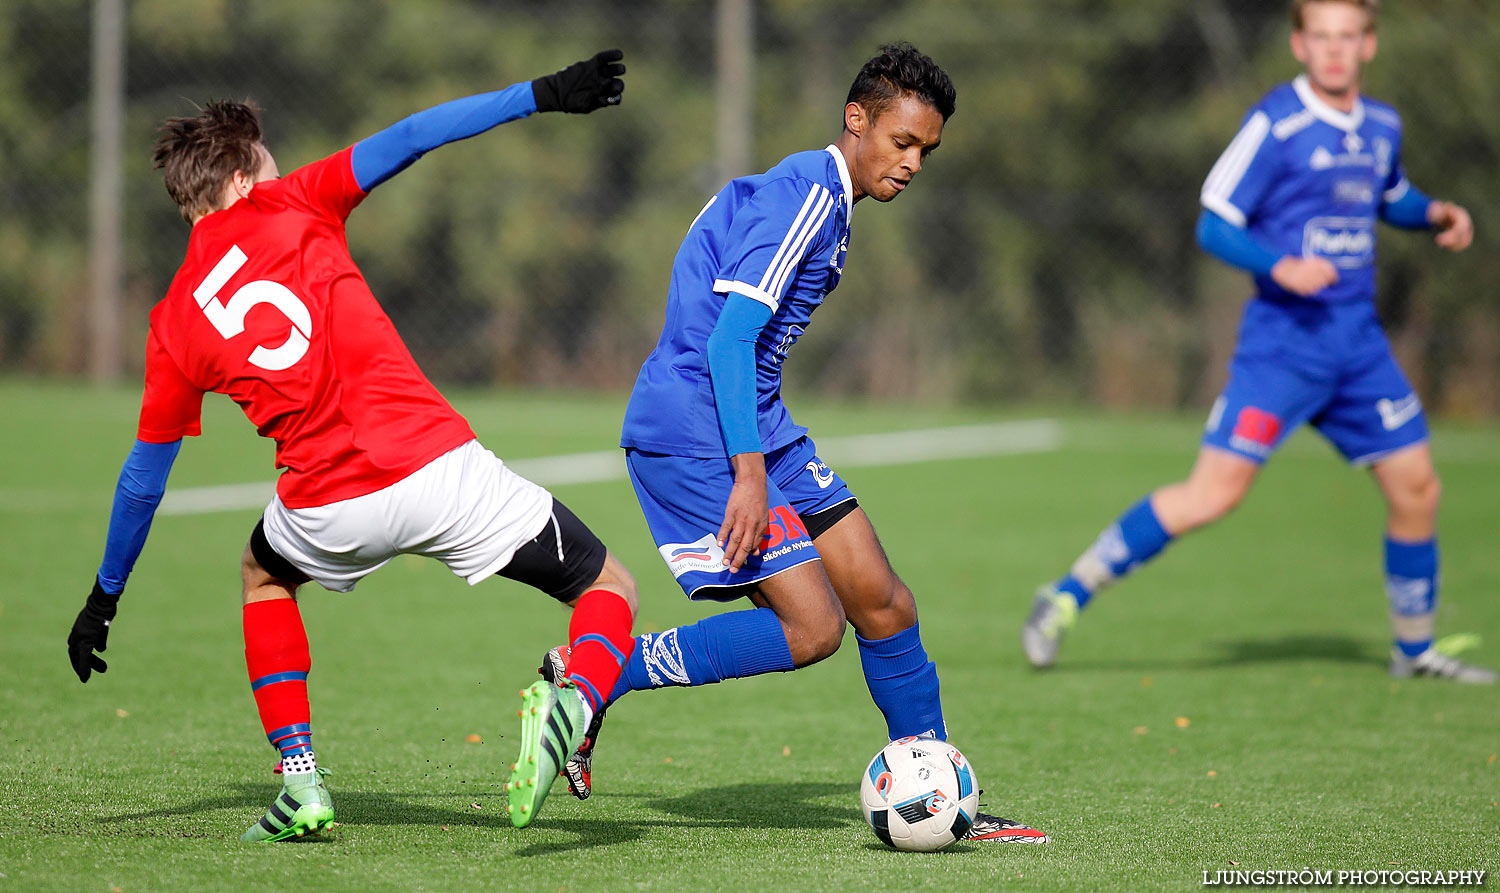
[1023, 0, 1491, 684]
[540, 43, 1047, 843]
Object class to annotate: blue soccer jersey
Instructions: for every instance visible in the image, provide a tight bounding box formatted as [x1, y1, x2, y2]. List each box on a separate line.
[621, 146, 854, 457]
[1200, 75, 1411, 304]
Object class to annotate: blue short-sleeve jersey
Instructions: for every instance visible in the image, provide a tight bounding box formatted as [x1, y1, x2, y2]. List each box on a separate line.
[621, 146, 854, 457]
[1200, 75, 1409, 303]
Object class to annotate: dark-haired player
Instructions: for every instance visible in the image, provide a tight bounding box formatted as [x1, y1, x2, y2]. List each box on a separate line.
[541, 43, 1046, 843]
[66, 52, 645, 839]
[1022, 0, 1492, 684]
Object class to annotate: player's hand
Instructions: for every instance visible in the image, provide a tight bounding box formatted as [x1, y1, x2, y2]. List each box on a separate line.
[1429, 200, 1473, 252]
[68, 579, 120, 683]
[531, 49, 626, 114]
[1270, 256, 1339, 297]
[718, 452, 769, 574]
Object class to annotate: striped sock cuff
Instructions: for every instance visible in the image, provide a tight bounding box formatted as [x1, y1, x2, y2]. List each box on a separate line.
[570, 673, 604, 712]
[268, 723, 313, 756]
[571, 633, 627, 668]
[251, 670, 309, 692]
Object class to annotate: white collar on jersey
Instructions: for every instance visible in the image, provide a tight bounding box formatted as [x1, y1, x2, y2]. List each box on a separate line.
[1293, 74, 1365, 132]
[824, 145, 855, 218]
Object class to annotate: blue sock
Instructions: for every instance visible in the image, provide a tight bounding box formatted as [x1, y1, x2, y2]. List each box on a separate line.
[1057, 496, 1172, 609]
[607, 607, 794, 704]
[1385, 536, 1438, 658]
[857, 623, 945, 741]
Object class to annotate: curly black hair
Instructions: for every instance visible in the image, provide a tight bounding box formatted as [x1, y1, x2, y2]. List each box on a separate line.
[845, 42, 956, 122]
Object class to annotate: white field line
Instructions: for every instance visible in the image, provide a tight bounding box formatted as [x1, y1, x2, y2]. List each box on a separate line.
[144, 418, 1060, 516]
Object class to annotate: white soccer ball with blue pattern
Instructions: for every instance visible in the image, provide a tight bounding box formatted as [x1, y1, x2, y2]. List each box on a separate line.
[859, 736, 980, 852]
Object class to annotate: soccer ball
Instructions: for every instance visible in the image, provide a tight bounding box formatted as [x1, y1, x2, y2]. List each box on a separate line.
[859, 736, 980, 852]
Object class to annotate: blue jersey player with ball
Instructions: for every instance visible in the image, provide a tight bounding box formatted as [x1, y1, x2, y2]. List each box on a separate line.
[1023, 0, 1491, 684]
[539, 42, 1046, 843]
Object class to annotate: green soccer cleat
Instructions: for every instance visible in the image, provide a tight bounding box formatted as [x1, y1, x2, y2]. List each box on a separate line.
[506, 680, 586, 828]
[1390, 634, 1496, 684]
[1021, 584, 1079, 669]
[241, 767, 335, 842]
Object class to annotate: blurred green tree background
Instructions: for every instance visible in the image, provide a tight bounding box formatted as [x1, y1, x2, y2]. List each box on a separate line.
[3, 0, 1495, 414]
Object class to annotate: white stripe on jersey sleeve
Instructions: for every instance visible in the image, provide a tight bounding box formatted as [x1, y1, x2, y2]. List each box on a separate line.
[1202, 193, 1248, 229]
[757, 186, 825, 295]
[766, 188, 833, 299]
[1383, 177, 1410, 204]
[1201, 110, 1270, 228]
[712, 278, 780, 311]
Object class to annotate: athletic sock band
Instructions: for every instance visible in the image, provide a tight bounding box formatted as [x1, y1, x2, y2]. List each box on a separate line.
[1062, 495, 1173, 608]
[565, 589, 635, 714]
[1385, 536, 1438, 657]
[857, 623, 945, 741]
[244, 599, 314, 758]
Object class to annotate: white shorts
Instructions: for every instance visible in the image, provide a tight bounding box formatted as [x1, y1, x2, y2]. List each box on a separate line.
[261, 440, 554, 592]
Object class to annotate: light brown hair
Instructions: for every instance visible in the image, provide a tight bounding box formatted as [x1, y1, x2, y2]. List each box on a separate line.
[1291, 0, 1378, 31]
[151, 100, 264, 223]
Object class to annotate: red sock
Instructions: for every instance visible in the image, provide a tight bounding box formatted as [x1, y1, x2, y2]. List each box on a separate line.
[566, 590, 634, 714]
[243, 599, 313, 759]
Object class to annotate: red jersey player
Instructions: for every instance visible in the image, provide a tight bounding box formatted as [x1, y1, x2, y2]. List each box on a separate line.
[69, 51, 635, 839]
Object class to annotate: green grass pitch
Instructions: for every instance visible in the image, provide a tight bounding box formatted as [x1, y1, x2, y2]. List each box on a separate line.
[1, 381, 1496, 890]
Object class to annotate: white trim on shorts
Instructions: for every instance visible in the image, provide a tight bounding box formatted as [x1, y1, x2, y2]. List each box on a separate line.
[261, 439, 553, 592]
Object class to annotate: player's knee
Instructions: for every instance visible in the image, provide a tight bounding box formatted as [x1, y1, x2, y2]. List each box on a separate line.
[1189, 477, 1250, 526]
[589, 552, 639, 615]
[804, 612, 846, 663]
[241, 541, 297, 605]
[847, 577, 917, 637]
[1391, 469, 1441, 519]
[791, 597, 846, 665]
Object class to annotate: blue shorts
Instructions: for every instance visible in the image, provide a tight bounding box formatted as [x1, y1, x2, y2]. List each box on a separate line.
[626, 436, 856, 600]
[1202, 299, 1428, 466]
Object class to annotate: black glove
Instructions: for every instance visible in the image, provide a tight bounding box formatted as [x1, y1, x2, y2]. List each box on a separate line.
[68, 578, 119, 683]
[531, 49, 626, 113]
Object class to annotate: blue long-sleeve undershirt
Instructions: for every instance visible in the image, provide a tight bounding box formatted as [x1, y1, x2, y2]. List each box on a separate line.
[1199, 184, 1437, 277]
[349, 81, 537, 192]
[97, 439, 181, 595]
[706, 294, 774, 457]
[1380, 184, 1434, 229]
[1195, 208, 1282, 276]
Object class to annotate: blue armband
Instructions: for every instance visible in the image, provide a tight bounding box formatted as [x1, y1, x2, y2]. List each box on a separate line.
[1380, 185, 1434, 230]
[1196, 209, 1282, 276]
[706, 294, 773, 457]
[350, 82, 537, 191]
[96, 439, 181, 595]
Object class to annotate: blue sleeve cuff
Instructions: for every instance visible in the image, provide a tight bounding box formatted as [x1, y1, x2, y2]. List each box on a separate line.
[1196, 208, 1282, 277]
[1380, 184, 1434, 229]
[350, 82, 537, 191]
[706, 294, 773, 456]
[97, 439, 181, 594]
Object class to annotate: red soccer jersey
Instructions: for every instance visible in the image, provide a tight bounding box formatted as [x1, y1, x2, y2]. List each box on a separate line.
[139, 146, 475, 509]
